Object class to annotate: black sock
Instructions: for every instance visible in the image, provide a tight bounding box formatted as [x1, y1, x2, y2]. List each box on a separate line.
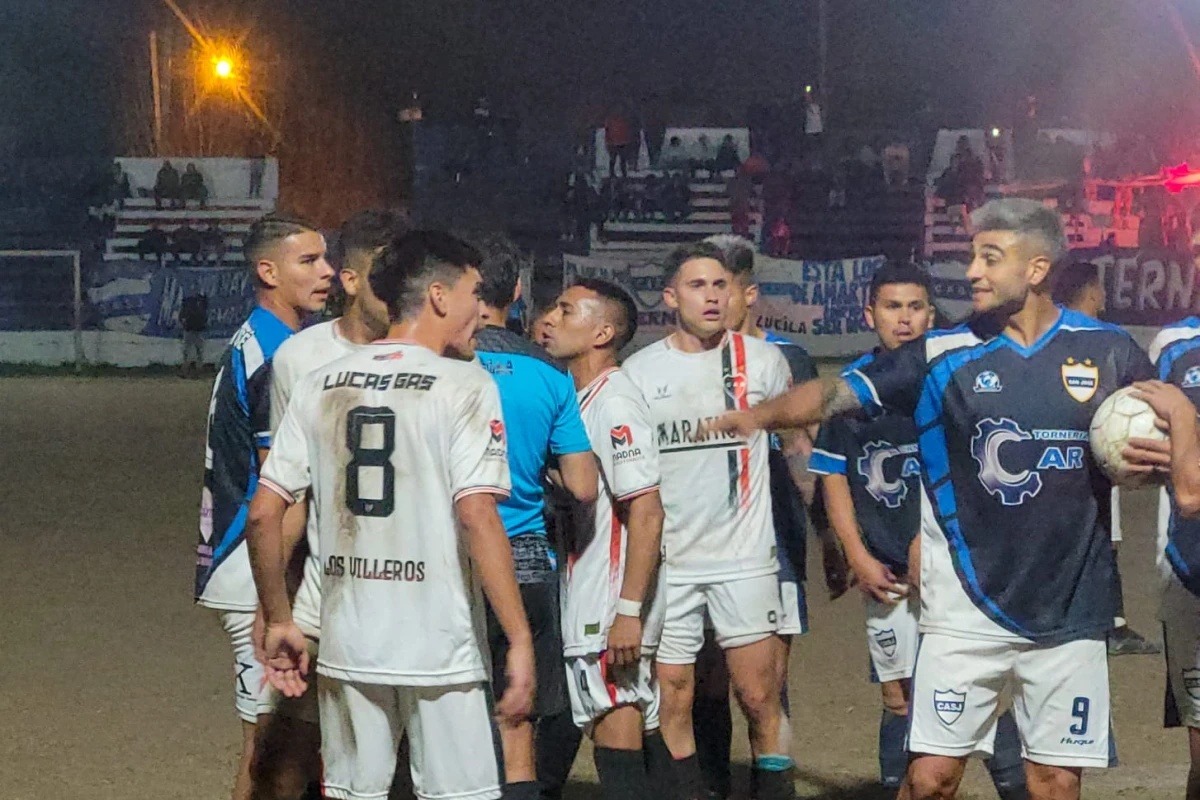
[502, 780, 543, 800]
[642, 729, 678, 799]
[986, 712, 1028, 800]
[692, 696, 732, 798]
[878, 710, 909, 788]
[535, 709, 583, 800]
[595, 746, 650, 800]
[670, 753, 705, 800]
[750, 764, 796, 800]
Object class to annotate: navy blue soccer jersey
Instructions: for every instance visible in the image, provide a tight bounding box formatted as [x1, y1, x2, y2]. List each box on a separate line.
[764, 331, 818, 582]
[195, 306, 294, 609]
[810, 350, 921, 576]
[845, 308, 1153, 643]
[1151, 317, 1200, 596]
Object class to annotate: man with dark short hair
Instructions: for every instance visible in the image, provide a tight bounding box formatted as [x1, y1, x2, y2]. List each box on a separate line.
[541, 277, 674, 800]
[473, 234, 599, 800]
[249, 209, 407, 800]
[250, 229, 534, 800]
[195, 213, 334, 800]
[625, 241, 799, 800]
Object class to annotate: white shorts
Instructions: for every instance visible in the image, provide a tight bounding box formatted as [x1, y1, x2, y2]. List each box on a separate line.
[566, 654, 659, 729]
[1163, 578, 1200, 729]
[657, 574, 780, 665]
[909, 633, 1110, 769]
[866, 594, 919, 684]
[778, 581, 808, 636]
[256, 635, 320, 725]
[218, 610, 266, 724]
[319, 679, 500, 800]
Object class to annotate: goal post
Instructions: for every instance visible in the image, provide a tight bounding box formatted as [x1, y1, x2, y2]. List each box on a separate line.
[0, 249, 84, 372]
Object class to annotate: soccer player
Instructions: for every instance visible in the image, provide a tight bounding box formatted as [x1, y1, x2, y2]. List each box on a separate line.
[251, 209, 404, 798]
[808, 262, 1026, 797]
[1052, 260, 1159, 657]
[540, 277, 669, 799]
[473, 235, 599, 800]
[248, 230, 535, 800]
[688, 234, 844, 799]
[623, 241, 798, 800]
[1142, 320, 1200, 799]
[193, 214, 333, 800]
[713, 198, 1162, 800]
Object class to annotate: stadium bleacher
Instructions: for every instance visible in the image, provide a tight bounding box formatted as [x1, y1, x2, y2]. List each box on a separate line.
[592, 174, 762, 255]
[103, 197, 273, 264]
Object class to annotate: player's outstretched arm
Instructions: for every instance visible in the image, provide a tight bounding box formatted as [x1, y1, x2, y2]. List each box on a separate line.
[456, 493, 536, 721]
[608, 489, 665, 666]
[1129, 380, 1200, 516]
[246, 487, 310, 696]
[821, 473, 907, 605]
[715, 377, 863, 437]
[556, 451, 600, 505]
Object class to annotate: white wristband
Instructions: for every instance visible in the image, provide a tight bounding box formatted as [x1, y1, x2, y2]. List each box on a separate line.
[615, 598, 642, 618]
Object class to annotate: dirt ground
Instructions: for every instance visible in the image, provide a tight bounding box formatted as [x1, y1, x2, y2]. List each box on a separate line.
[0, 376, 1190, 799]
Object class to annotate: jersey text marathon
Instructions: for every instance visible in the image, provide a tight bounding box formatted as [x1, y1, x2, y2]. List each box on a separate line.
[657, 416, 745, 453]
[322, 371, 438, 393]
[324, 555, 426, 582]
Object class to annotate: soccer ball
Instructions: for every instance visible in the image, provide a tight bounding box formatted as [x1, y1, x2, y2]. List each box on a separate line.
[1089, 386, 1168, 488]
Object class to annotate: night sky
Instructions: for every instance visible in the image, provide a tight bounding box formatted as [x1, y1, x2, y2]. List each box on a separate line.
[4, 0, 1200, 156]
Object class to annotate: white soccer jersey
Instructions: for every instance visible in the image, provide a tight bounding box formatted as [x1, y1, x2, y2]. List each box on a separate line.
[269, 319, 365, 636]
[623, 332, 789, 583]
[260, 340, 511, 686]
[561, 368, 664, 657]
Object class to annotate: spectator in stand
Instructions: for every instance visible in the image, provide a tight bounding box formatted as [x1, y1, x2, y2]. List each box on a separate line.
[660, 136, 689, 173]
[936, 138, 986, 229]
[689, 134, 717, 175]
[181, 163, 209, 208]
[154, 160, 181, 210]
[172, 222, 203, 264]
[664, 172, 691, 221]
[882, 143, 912, 189]
[714, 134, 742, 174]
[954, 135, 986, 208]
[604, 105, 637, 178]
[642, 173, 663, 220]
[138, 224, 170, 263]
[804, 87, 824, 150]
[248, 155, 266, 199]
[643, 100, 667, 169]
[200, 223, 227, 263]
[107, 161, 131, 207]
[769, 214, 791, 257]
[179, 293, 209, 378]
[727, 166, 754, 237]
[794, 153, 833, 211]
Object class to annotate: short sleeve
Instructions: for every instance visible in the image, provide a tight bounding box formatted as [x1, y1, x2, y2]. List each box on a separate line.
[268, 348, 297, 436]
[259, 381, 313, 503]
[1119, 337, 1155, 385]
[781, 343, 819, 384]
[450, 376, 513, 501]
[809, 419, 849, 476]
[596, 395, 661, 501]
[845, 338, 928, 417]
[761, 344, 792, 402]
[248, 362, 274, 450]
[549, 372, 593, 456]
